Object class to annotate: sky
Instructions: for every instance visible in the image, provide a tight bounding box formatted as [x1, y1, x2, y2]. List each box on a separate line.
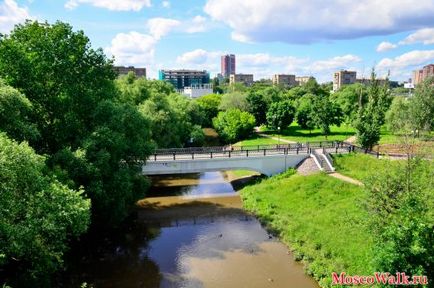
[1, 0, 434, 82]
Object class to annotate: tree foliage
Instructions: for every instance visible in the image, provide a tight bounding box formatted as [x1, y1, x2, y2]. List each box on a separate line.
[0, 133, 90, 286]
[195, 93, 221, 127]
[410, 76, 434, 134]
[366, 158, 434, 282]
[311, 95, 343, 137]
[213, 109, 256, 143]
[354, 70, 391, 148]
[266, 100, 295, 130]
[218, 91, 249, 111]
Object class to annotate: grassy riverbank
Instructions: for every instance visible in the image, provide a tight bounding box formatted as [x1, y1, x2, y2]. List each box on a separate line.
[240, 170, 374, 287]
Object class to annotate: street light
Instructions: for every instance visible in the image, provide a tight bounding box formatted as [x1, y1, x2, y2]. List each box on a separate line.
[278, 126, 281, 147]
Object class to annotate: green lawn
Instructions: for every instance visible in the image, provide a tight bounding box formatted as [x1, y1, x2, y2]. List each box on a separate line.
[240, 171, 373, 288]
[235, 134, 280, 147]
[261, 123, 356, 142]
[333, 153, 402, 181]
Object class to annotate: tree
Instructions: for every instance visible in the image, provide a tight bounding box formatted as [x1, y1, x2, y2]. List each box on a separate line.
[409, 76, 434, 135]
[354, 70, 391, 149]
[332, 83, 368, 123]
[246, 92, 268, 125]
[0, 133, 90, 286]
[366, 158, 434, 283]
[0, 80, 39, 142]
[266, 100, 295, 130]
[295, 94, 316, 131]
[212, 109, 256, 143]
[0, 21, 154, 226]
[311, 95, 343, 138]
[386, 96, 413, 134]
[195, 93, 221, 127]
[218, 91, 249, 111]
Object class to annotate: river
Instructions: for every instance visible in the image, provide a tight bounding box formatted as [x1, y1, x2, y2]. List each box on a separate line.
[63, 171, 318, 288]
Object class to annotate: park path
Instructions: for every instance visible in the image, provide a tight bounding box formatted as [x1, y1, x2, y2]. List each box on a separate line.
[327, 172, 364, 186]
[257, 133, 297, 144]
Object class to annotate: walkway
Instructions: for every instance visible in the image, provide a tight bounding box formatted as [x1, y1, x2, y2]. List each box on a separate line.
[328, 172, 364, 186]
[257, 133, 297, 144]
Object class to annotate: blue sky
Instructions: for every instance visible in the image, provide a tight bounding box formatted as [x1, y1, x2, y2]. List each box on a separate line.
[2, 0, 434, 82]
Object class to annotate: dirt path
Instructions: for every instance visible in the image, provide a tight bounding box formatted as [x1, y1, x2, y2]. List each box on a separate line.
[257, 133, 297, 144]
[344, 135, 357, 143]
[328, 172, 364, 186]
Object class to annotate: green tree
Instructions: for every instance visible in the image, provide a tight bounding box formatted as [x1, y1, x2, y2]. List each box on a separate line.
[295, 94, 316, 131]
[246, 92, 268, 125]
[0, 80, 39, 142]
[409, 76, 434, 135]
[0, 133, 90, 286]
[312, 95, 343, 138]
[218, 91, 249, 111]
[366, 158, 434, 283]
[332, 83, 368, 123]
[213, 109, 256, 143]
[0, 21, 154, 226]
[266, 100, 295, 130]
[195, 93, 221, 127]
[386, 96, 413, 134]
[354, 70, 391, 148]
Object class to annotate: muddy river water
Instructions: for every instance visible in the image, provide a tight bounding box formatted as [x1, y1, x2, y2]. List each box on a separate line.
[64, 172, 318, 288]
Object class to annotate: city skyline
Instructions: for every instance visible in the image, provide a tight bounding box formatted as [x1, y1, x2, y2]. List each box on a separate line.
[2, 0, 434, 82]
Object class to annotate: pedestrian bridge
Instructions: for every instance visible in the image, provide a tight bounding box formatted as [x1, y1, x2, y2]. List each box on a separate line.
[142, 142, 348, 176]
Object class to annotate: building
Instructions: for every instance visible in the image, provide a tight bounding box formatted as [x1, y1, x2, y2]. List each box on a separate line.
[333, 70, 357, 91]
[182, 84, 213, 98]
[158, 69, 210, 90]
[272, 74, 297, 86]
[413, 64, 434, 85]
[295, 76, 315, 85]
[113, 66, 146, 78]
[221, 54, 236, 78]
[229, 74, 254, 86]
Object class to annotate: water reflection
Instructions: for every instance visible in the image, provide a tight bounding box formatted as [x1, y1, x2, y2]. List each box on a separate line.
[62, 172, 318, 288]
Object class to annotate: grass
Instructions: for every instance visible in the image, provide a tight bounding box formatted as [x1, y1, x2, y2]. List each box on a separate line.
[240, 170, 373, 287]
[261, 123, 356, 142]
[333, 153, 402, 181]
[235, 134, 279, 147]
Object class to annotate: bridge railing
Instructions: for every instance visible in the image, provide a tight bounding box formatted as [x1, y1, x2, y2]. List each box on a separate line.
[154, 140, 342, 154]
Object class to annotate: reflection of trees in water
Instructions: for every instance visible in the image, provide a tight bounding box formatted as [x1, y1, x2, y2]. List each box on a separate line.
[60, 217, 163, 288]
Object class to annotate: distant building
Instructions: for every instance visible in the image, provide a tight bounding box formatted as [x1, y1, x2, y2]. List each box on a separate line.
[113, 66, 146, 78]
[182, 84, 213, 98]
[229, 74, 254, 86]
[272, 74, 297, 86]
[221, 54, 236, 78]
[413, 64, 434, 85]
[295, 76, 315, 85]
[333, 70, 357, 91]
[158, 69, 210, 90]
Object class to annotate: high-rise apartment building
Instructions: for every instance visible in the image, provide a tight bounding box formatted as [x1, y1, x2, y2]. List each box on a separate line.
[413, 64, 434, 85]
[333, 70, 357, 91]
[221, 54, 236, 78]
[158, 69, 210, 90]
[295, 76, 315, 85]
[113, 66, 146, 78]
[229, 74, 254, 86]
[272, 74, 297, 86]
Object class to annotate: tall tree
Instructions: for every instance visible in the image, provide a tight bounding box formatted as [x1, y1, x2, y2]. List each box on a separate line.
[213, 109, 256, 143]
[266, 100, 295, 130]
[312, 95, 343, 138]
[410, 76, 434, 135]
[246, 92, 268, 125]
[354, 70, 391, 149]
[0, 133, 90, 286]
[0, 21, 154, 226]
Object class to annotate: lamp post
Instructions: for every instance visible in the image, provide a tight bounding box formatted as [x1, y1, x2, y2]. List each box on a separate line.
[278, 126, 281, 147]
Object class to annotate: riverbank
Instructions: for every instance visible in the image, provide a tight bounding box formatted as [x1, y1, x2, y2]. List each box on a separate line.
[239, 170, 374, 288]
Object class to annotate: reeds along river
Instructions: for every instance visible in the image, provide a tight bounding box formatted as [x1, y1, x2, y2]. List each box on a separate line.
[62, 171, 318, 288]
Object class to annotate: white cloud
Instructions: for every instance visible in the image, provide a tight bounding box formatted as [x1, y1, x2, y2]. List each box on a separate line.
[186, 16, 207, 33]
[376, 49, 434, 79]
[65, 0, 151, 11]
[309, 55, 361, 73]
[376, 41, 397, 52]
[147, 17, 181, 40]
[105, 31, 156, 68]
[0, 0, 31, 33]
[162, 1, 170, 8]
[399, 28, 434, 45]
[204, 0, 434, 43]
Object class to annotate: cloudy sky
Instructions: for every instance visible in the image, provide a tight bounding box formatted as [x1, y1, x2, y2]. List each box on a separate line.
[2, 0, 434, 82]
